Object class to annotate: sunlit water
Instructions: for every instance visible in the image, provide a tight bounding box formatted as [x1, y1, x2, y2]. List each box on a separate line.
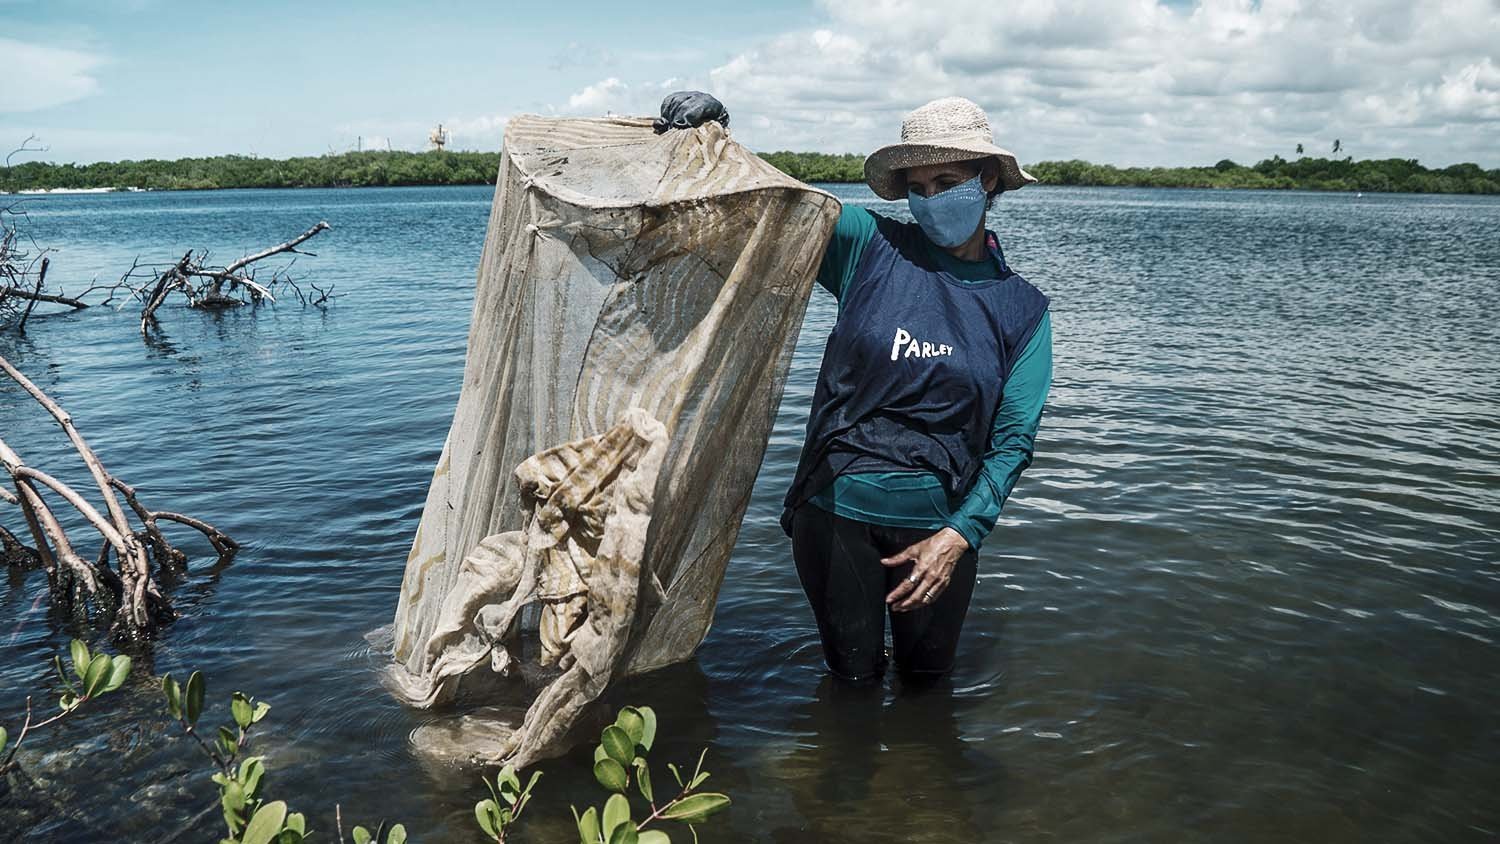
[2, 184, 1498, 842]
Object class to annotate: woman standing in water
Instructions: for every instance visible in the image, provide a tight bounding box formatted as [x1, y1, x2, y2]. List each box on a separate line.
[659, 93, 1053, 685]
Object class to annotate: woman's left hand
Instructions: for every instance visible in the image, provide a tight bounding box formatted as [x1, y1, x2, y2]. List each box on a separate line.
[881, 527, 970, 612]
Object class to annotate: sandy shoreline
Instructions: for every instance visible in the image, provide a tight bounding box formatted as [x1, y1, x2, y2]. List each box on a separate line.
[2, 186, 146, 195]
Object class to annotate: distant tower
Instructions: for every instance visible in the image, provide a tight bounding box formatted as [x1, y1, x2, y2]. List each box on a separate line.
[429, 123, 450, 151]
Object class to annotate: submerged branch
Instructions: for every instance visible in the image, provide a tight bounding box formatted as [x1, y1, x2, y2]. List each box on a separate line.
[123, 222, 333, 333]
[0, 352, 239, 639]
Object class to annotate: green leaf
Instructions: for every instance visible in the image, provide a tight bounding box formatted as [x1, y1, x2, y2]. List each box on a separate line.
[82, 652, 111, 697]
[522, 770, 542, 797]
[499, 763, 521, 795]
[239, 756, 266, 797]
[639, 707, 657, 752]
[635, 760, 654, 803]
[575, 805, 601, 844]
[253, 701, 272, 724]
[666, 763, 683, 788]
[639, 831, 671, 844]
[284, 812, 306, 835]
[185, 671, 205, 725]
[474, 800, 499, 837]
[103, 655, 132, 694]
[70, 640, 89, 680]
[386, 823, 407, 844]
[688, 772, 710, 790]
[661, 793, 730, 823]
[601, 725, 634, 766]
[595, 744, 610, 764]
[231, 693, 253, 730]
[224, 806, 246, 836]
[220, 779, 246, 814]
[242, 801, 288, 844]
[615, 707, 645, 746]
[276, 831, 303, 844]
[594, 757, 628, 793]
[609, 821, 639, 844]
[53, 656, 74, 690]
[1, 726, 7, 755]
[691, 748, 707, 782]
[217, 727, 237, 758]
[352, 826, 372, 844]
[602, 793, 630, 838]
[163, 675, 182, 719]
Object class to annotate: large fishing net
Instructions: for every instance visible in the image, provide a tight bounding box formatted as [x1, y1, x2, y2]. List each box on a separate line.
[387, 115, 839, 767]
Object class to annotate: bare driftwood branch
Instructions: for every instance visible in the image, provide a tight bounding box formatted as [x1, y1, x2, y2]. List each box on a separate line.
[4, 208, 334, 335]
[221, 220, 331, 279]
[1, 202, 70, 332]
[111, 221, 333, 335]
[111, 477, 240, 567]
[0, 437, 102, 596]
[6, 134, 49, 167]
[136, 250, 194, 334]
[0, 283, 87, 310]
[0, 353, 239, 639]
[15, 256, 48, 331]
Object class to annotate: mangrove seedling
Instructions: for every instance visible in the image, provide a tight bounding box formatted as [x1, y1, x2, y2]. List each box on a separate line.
[0, 639, 132, 776]
[473, 763, 541, 843]
[569, 705, 731, 844]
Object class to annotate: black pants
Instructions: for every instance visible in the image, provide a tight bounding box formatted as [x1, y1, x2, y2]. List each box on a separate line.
[791, 503, 978, 683]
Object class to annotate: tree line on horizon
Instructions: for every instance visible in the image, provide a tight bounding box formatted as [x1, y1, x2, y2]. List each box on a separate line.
[3, 149, 1497, 195]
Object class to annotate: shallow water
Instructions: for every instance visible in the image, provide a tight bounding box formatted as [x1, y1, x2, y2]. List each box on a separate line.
[2, 183, 1498, 842]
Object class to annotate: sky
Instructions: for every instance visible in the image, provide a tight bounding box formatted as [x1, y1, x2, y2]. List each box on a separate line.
[3, 0, 1498, 168]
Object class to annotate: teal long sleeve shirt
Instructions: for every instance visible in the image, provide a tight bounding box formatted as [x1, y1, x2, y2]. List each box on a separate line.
[805, 205, 1053, 551]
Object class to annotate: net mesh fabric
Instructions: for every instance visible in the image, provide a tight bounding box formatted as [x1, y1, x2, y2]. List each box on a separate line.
[387, 115, 838, 766]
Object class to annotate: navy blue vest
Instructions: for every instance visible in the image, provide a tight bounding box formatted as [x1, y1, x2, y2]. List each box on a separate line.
[782, 214, 1050, 533]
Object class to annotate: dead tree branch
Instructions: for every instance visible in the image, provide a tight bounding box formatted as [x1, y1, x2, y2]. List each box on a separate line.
[108, 220, 333, 334]
[4, 209, 333, 335]
[0, 353, 239, 640]
[6, 134, 49, 167]
[15, 256, 48, 331]
[221, 220, 331, 279]
[0, 284, 87, 310]
[1, 203, 71, 332]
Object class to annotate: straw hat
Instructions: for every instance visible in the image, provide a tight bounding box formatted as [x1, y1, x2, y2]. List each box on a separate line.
[864, 97, 1036, 200]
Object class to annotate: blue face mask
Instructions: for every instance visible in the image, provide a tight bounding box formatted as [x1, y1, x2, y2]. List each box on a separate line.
[907, 175, 987, 248]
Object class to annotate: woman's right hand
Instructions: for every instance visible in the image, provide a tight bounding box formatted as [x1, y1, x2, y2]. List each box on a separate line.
[654, 92, 730, 134]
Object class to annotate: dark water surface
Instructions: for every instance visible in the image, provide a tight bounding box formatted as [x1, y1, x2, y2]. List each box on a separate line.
[2, 184, 1498, 842]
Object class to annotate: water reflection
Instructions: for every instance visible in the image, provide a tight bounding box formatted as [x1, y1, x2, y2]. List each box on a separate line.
[768, 676, 1005, 842]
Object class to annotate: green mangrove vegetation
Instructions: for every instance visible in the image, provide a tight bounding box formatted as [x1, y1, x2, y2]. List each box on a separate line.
[2, 149, 1497, 194]
[1, 151, 503, 192]
[1025, 157, 1500, 194]
[3, 639, 730, 844]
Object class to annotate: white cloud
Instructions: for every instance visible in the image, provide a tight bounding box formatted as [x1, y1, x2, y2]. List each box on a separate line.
[562, 77, 687, 118]
[556, 0, 1500, 166]
[566, 77, 630, 112]
[440, 114, 512, 150]
[1430, 58, 1500, 122]
[0, 38, 103, 112]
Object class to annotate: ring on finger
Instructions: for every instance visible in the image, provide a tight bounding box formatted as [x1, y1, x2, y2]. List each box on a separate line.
[906, 573, 919, 584]
[923, 590, 935, 602]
